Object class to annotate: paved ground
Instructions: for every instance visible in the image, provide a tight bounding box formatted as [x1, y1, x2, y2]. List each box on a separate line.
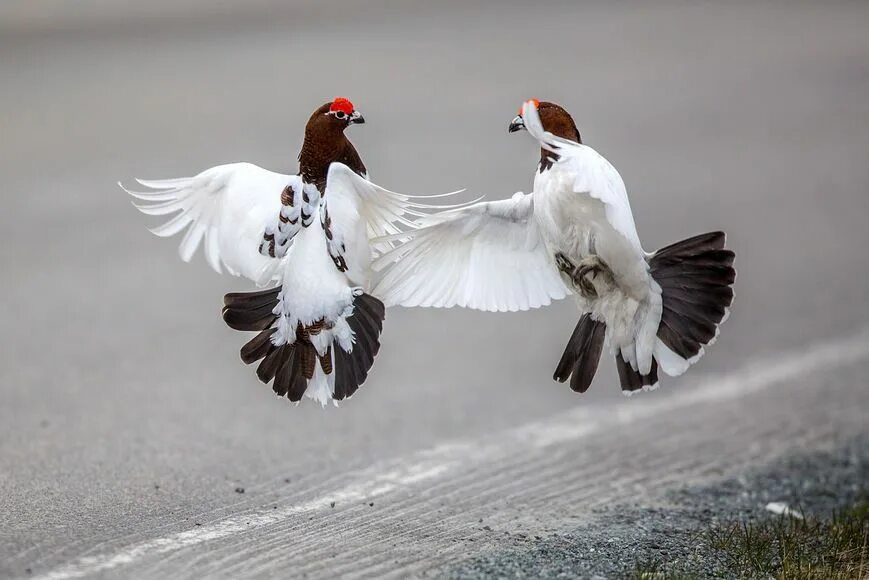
[1, 1, 868, 578]
[446, 434, 869, 578]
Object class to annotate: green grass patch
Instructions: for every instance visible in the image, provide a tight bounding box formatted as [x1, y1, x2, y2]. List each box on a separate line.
[633, 498, 868, 579]
[707, 499, 868, 579]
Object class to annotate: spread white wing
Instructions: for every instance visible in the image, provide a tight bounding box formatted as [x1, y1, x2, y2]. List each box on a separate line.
[371, 193, 570, 312]
[523, 101, 644, 253]
[122, 162, 298, 286]
[321, 162, 474, 287]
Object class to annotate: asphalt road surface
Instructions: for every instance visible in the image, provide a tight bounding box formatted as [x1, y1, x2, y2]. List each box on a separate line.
[2, 1, 868, 578]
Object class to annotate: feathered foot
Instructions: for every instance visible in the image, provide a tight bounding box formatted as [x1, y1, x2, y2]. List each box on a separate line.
[555, 252, 614, 299]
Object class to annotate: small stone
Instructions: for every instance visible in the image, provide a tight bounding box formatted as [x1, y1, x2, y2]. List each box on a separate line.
[235, 487, 245, 494]
[330, 501, 335, 508]
[369, 502, 374, 507]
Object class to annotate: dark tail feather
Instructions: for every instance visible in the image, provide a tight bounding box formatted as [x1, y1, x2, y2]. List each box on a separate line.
[223, 285, 309, 401]
[553, 314, 606, 393]
[224, 286, 282, 308]
[222, 285, 284, 382]
[255, 342, 287, 384]
[615, 353, 659, 394]
[287, 346, 308, 401]
[649, 231, 735, 361]
[240, 328, 276, 364]
[333, 293, 385, 401]
[224, 286, 385, 403]
[222, 286, 280, 331]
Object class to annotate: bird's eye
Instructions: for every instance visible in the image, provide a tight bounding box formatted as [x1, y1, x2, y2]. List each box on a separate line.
[334, 111, 347, 120]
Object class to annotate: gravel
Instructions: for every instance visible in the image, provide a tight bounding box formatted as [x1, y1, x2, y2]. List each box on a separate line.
[441, 434, 868, 579]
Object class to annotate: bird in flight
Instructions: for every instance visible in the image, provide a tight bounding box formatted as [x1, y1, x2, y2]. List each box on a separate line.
[374, 99, 735, 395]
[122, 97, 466, 406]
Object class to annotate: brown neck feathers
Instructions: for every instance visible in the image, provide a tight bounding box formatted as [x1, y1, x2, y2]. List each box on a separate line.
[536, 102, 582, 172]
[298, 130, 366, 190]
[298, 104, 367, 190]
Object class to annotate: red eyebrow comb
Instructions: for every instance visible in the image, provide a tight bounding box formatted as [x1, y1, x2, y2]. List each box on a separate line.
[330, 97, 354, 115]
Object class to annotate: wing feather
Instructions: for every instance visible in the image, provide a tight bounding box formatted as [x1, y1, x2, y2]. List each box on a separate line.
[320, 163, 473, 286]
[122, 162, 298, 285]
[372, 193, 570, 312]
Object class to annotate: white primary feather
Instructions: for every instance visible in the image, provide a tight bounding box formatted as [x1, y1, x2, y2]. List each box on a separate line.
[372, 192, 570, 312]
[121, 163, 299, 286]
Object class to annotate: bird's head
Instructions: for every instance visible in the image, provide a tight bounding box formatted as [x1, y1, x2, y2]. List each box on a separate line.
[306, 97, 365, 134]
[508, 99, 581, 143]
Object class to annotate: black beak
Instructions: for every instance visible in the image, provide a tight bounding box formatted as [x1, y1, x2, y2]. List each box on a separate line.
[349, 110, 365, 125]
[508, 115, 525, 133]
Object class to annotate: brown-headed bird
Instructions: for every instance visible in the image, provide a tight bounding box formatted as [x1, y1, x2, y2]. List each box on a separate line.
[373, 99, 735, 395]
[123, 97, 465, 405]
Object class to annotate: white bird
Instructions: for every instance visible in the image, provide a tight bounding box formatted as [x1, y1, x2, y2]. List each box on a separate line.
[123, 97, 468, 406]
[373, 99, 735, 395]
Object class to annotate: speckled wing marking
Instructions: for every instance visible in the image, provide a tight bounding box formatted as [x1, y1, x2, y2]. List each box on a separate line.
[320, 162, 475, 280]
[260, 181, 323, 259]
[321, 202, 348, 272]
[260, 182, 299, 258]
[300, 183, 320, 228]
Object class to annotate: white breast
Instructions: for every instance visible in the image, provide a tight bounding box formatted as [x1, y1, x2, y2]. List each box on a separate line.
[280, 205, 355, 326]
[533, 162, 651, 302]
[532, 163, 608, 260]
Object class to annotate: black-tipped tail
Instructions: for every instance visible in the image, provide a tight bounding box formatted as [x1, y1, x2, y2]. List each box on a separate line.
[615, 353, 659, 394]
[333, 293, 384, 401]
[222, 287, 385, 403]
[553, 314, 606, 393]
[554, 314, 662, 394]
[649, 231, 735, 362]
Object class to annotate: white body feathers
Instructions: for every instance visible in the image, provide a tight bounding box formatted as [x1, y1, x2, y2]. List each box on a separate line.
[125, 162, 466, 405]
[374, 101, 690, 381]
[530, 148, 664, 378]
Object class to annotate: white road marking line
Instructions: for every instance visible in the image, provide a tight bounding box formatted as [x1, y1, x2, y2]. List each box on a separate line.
[35, 328, 869, 580]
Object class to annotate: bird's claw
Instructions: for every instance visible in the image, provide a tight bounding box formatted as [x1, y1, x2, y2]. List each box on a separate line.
[575, 262, 599, 298]
[555, 252, 575, 275]
[556, 253, 613, 299]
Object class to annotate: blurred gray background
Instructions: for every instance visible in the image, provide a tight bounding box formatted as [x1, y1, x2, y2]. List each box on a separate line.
[2, 1, 868, 577]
